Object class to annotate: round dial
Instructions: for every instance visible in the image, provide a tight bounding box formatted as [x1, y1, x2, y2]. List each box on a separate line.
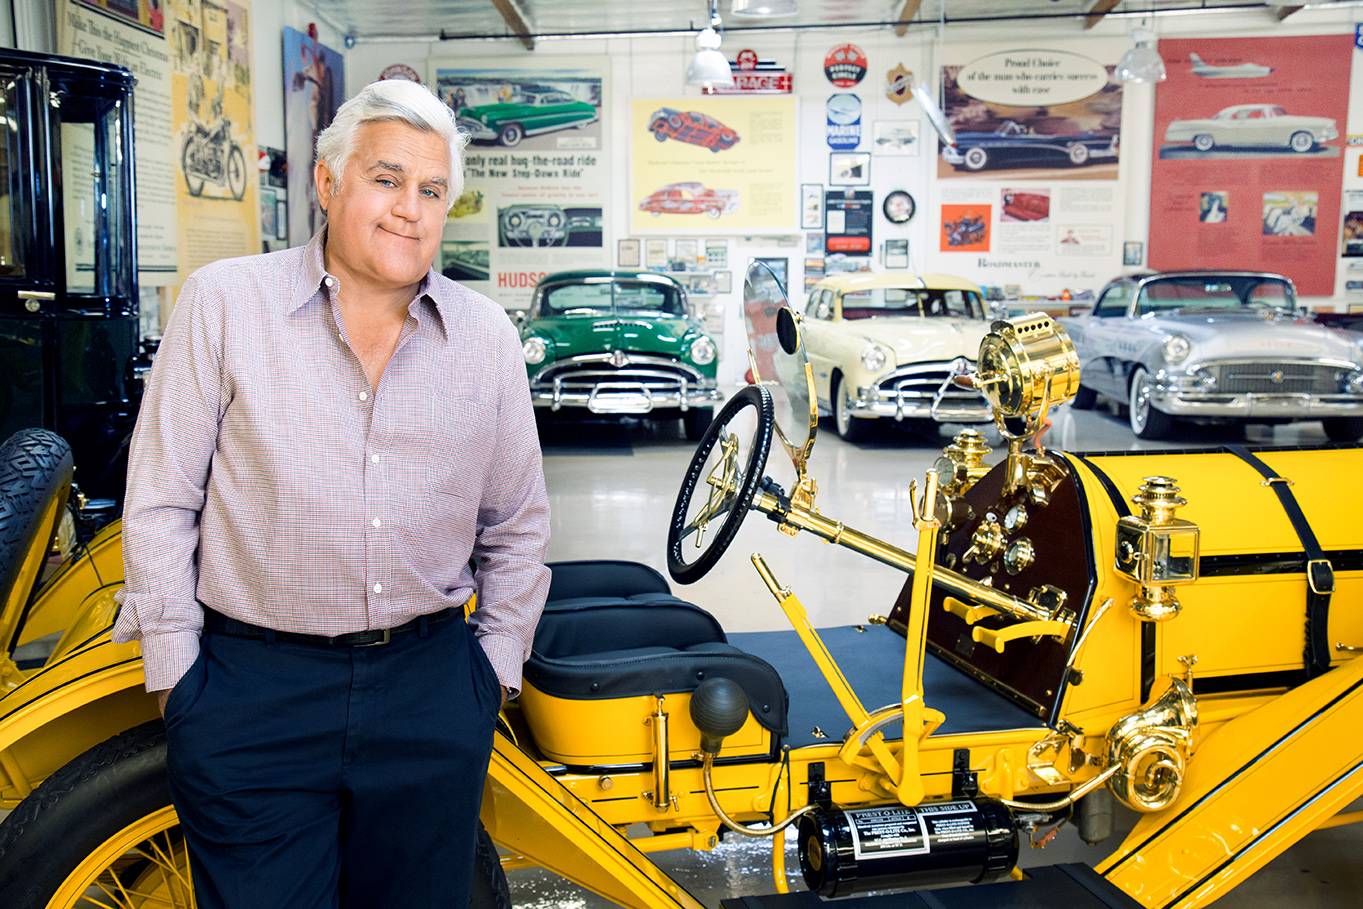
[1003, 538, 1035, 576]
[1003, 504, 1028, 533]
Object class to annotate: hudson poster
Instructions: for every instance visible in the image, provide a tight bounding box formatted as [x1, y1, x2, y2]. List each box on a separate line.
[1148, 35, 1352, 296]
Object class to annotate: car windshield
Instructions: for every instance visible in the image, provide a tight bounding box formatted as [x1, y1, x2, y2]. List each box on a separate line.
[1136, 276, 1296, 314]
[539, 281, 686, 317]
[841, 288, 985, 320]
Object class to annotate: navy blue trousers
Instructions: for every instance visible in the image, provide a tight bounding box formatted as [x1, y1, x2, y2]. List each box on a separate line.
[163, 613, 501, 909]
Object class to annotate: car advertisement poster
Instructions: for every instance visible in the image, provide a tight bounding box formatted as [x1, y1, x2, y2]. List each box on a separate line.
[937, 51, 1123, 181]
[1147, 36, 1351, 296]
[630, 96, 798, 234]
[824, 189, 873, 255]
[435, 65, 608, 310]
[282, 27, 343, 246]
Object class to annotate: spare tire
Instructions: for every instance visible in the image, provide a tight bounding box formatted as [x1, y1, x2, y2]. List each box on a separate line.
[0, 429, 74, 639]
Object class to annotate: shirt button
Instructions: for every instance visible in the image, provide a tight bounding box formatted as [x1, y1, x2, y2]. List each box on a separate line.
[371, 454, 381, 464]
[324, 276, 336, 288]
[373, 583, 383, 594]
[358, 391, 369, 402]
[372, 518, 382, 528]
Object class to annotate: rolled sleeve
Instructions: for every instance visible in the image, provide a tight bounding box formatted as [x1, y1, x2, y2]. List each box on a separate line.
[469, 320, 550, 696]
[113, 275, 224, 693]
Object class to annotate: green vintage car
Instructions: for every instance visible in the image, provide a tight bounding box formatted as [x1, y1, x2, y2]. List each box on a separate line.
[457, 86, 599, 147]
[521, 271, 723, 439]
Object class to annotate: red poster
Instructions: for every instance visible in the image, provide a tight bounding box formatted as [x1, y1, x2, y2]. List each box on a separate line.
[1149, 36, 1351, 296]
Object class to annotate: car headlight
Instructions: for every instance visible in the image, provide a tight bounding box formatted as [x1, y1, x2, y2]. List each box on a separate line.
[861, 343, 889, 372]
[522, 337, 548, 365]
[1347, 370, 1363, 395]
[507, 212, 523, 228]
[1162, 334, 1191, 364]
[689, 336, 716, 366]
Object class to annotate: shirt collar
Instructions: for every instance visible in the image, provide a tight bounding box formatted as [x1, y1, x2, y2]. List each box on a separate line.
[290, 229, 452, 339]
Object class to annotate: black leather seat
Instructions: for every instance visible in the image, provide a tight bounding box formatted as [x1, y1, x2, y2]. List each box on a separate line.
[528, 562, 788, 736]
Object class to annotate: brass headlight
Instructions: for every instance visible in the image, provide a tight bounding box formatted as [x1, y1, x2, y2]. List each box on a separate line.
[974, 314, 1081, 420]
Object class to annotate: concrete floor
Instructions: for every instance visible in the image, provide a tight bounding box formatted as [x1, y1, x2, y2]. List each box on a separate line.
[516, 400, 1363, 907]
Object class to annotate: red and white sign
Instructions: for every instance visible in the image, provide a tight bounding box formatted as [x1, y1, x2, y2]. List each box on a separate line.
[707, 49, 793, 94]
[824, 44, 867, 87]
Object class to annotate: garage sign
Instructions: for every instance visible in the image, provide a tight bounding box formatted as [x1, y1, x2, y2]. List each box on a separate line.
[825, 44, 867, 87]
[826, 94, 862, 150]
[709, 49, 793, 94]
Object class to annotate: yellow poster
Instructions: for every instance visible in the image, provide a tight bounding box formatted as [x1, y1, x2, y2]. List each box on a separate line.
[630, 96, 797, 234]
[169, 0, 258, 299]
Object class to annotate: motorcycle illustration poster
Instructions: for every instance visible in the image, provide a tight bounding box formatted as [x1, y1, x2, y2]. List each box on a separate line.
[58, 0, 179, 288]
[170, 0, 259, 287]
[434, 64, 608, 310]
[283, 27, 343, 246]
[1148, 35, 1351, 296]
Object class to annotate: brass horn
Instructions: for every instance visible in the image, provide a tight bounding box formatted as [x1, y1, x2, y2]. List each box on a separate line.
[1105, 678, 1198, 813]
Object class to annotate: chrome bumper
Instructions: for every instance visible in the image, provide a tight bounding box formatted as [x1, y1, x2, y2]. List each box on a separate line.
[848, 396, 993, 422]
[531, 382, 723, 415]
[1151, 389, 1363, 418]
[847, 361, 993, 423]
[457, 117, 497, 141]
[942, 147, 966, 164]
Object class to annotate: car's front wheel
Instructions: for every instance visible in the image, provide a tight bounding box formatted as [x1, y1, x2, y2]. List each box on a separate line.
[832, 374, 870, 442]
[1068, 142, 1090, 166]
[1071, 383, 1098, 410]
[0, 723, 512, 909]
[1322, 417, 1363, 442]
[1129, 366, 1175, 440]
[497, 123, 524, 147]
[1192, 133, 1215, 153]
[963, 147, 988, 171]
[1289, 130, 1315, 153]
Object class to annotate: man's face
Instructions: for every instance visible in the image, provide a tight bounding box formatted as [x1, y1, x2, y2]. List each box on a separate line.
[315, 121, 450, 291]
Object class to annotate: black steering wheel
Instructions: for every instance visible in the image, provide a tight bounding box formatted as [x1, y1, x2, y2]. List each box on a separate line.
[667, 385, 774, 584]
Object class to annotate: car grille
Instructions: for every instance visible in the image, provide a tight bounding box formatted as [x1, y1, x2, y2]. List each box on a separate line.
[535, 358, 706, 395]
[1205, 361, 1347, 395]
[876, 362, 989, 414]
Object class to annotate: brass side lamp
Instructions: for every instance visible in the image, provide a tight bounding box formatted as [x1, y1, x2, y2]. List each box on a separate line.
[1113, 476, 1200, 622]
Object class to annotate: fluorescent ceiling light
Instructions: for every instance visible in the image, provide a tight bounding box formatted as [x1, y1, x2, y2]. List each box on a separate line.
[1116, 27, 1167, 83]
[731, 0, 798, 17]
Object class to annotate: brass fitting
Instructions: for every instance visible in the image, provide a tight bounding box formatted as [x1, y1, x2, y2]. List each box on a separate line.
[1114, 476, 1200, 622]
[944, 429, 992, 488]
[1106, 678, 1198, 813]
[964, 514, 1006, 566]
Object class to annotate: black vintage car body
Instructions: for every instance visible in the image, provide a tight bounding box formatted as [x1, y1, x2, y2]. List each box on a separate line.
[0, 48, 141, 507]
[942, 120, 1119, 172]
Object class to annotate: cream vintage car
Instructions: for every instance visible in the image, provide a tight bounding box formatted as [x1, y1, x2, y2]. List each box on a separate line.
[800, 273, 993, 441]
[1164, 103, 1338, 153]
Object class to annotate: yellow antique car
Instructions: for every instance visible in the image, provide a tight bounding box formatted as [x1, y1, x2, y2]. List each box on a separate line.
[798, 272, 993, 441]
[1, 262, 1362, 908]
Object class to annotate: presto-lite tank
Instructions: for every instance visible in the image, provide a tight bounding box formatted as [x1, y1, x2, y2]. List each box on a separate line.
[797, 798, 1018, 897]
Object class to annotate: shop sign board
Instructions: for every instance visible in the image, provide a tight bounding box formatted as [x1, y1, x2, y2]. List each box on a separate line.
[825, 43, 867, 87]
[826, 94, 862, 150]
[709, 49, 793, 94]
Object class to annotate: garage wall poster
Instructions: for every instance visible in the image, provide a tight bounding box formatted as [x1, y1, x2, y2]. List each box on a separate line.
[1148, 35, 1352, 297]
[169, 0, 259, 294]
[629, 96, 798, 235]
[434, 66, 607, 310]
[928, 48, 1124, 300]
[283, 27, 343, 246]
[58, 0, 179, 287]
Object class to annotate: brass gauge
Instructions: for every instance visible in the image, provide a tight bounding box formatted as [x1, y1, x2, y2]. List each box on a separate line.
[1003, 504, 1028, 533]
[1003, 539, 1035, 575]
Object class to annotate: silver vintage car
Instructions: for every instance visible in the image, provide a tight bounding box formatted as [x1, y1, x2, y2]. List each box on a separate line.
[1060, 271, 1363, 440]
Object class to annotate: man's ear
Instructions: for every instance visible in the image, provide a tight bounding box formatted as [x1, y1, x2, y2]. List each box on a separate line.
[314, 160, 335, 212]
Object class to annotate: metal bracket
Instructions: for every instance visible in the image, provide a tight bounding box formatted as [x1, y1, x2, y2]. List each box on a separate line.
[806, 761, 832, 807]
[951, 748, 978, 799]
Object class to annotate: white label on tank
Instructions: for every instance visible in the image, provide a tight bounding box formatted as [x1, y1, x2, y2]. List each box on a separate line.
[845, 802, 979, 861]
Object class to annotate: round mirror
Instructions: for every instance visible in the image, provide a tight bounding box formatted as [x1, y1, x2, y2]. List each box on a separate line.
[742, 261, 818, 478]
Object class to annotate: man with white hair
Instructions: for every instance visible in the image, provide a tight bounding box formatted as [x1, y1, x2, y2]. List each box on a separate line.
[114, 79, 549, 906]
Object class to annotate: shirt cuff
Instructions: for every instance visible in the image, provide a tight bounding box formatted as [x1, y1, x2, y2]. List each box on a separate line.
[139, 630, 202, 693]
[477, 632, 525, 698]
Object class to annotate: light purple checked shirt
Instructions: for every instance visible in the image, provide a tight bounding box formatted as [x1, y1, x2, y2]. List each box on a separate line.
[113, 232, 550, 695]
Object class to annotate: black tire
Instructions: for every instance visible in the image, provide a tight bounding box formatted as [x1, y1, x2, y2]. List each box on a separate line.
[1128, 367, 1175, 440]
[1071, 384, 1098, 410]
[831, 374, 870, 443]
[1322, 417, 1363, 442]
[683, 407, 714, 442]
[227, 145, 247, 201]
[0, 722, 510, 908]
[0, 429, 74, 629]
[180, 137, 205, 196]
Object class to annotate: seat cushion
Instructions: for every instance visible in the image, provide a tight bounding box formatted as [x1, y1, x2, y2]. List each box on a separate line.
[525, 596, 788, 736]
[545, 559, 671, 604]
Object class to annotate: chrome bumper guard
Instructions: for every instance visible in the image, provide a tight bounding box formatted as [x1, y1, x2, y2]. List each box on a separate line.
[848, 360, 992, 423]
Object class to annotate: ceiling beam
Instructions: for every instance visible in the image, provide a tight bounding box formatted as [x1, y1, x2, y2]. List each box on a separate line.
[893, 0, 923, 38]
[1084, 0, 1122, 30]
[1275, 5, 1304, 20]
[490, 0, 535, 50]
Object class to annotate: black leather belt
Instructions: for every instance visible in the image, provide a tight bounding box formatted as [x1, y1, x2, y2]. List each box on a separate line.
[202, 607, 457, 648]
[1225, 446, 1334, 678]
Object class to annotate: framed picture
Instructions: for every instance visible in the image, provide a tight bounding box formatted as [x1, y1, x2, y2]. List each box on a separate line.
[884, 238, 910, 269]
[645, 239, 668, 269]
[805, 232, 823, 254]
[1122, 241, 1144, 267]
[872, 120, 920, 156]
[801, 183, 824, 230]
[618, 238, 641, 268]
[674, 238, 699, 264]
[882, 190, 916, 224]
[829, 152, 871, 186]
[704, 239, 729, 269]
[715, 270, 732, 294]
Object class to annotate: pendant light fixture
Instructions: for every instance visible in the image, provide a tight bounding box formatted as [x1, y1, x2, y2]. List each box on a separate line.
[1116, 26, 1166, 83]
[687, 0, 734, 90]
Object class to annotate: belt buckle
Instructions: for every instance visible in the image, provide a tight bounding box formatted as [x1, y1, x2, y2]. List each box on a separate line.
[356, 628, 392, 648]
[1307, 558, 1335, 596]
